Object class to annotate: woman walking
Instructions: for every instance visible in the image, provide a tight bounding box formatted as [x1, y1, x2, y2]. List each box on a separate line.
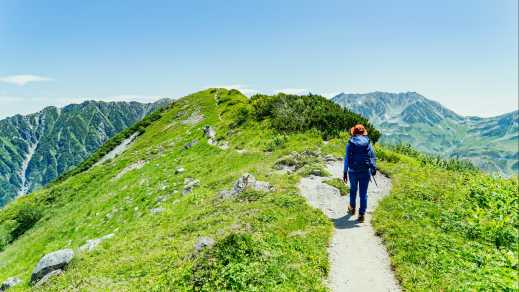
[342, 124, 377, 223]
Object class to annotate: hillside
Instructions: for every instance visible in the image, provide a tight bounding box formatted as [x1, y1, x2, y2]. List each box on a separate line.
[332, 92, 518, 176]
[0, 89, 516, 291]
[0, 99, 171, 206]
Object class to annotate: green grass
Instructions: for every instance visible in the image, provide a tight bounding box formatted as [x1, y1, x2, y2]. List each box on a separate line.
[0, 89, 335, 290]
[323, 178, 349, 196]
[371, 149, 518, 291]
[0, 88, 516, 291]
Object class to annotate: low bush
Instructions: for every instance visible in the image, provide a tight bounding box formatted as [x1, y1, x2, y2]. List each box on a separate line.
[250, 93, 380, 141]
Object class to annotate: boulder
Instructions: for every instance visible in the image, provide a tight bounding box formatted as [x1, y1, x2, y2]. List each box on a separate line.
[79, 234, 115, 253]
[175, 167, 185, 174]
[30, 249, 74, 284]
[0, 277, 21, 291]
[194, 236, 215, 252]
[33, 269, 63, 288]
[219, 173, 273, 199]
[183, 178, 200, 195]
[203, 126, 217, 145]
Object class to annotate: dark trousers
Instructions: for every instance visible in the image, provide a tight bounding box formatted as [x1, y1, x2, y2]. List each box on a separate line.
[348, 171, 370, 215]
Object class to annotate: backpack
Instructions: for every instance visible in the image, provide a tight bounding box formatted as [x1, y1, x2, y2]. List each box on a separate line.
[347, 137, 371, 171]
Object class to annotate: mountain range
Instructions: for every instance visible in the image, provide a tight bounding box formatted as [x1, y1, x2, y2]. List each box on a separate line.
[332, 91, 518, 176]
[0, 99, 171, 206]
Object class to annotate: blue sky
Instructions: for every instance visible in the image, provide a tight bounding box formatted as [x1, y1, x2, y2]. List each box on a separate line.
[0, 0, 517, 118]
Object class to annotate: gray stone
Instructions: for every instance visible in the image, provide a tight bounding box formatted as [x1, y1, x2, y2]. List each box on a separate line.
[30, 249, 74, 284]
[33, 269, 63, 288]
[217, 141, 229, 150]
[254, 181, 274, 192]
[203, 126, 217, 145]
[219, 173, 273, 199]
[181, 110, 204, 125]
[175, 167, 185, 174]
[150, 207, 165, 214]
[0, 277, 21, 291]
[156, 195, 167, 203]
[184, 140, 198, 149]
[194, 236, 215, 252]
[79, 234, 115, 253]
[183, 178, 200, 195]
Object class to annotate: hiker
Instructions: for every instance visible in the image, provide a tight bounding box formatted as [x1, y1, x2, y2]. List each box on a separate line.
[342, 124, 377, 223]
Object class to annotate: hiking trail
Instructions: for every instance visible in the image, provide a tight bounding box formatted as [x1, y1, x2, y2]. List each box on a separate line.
[298, 160, 400, 291]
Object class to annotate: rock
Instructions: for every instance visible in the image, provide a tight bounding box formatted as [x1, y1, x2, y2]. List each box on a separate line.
[219, 173, 274, 198]
[79, 234, 115, 253]
[183, 178, 200, 195]
[156, 195, 167, 203]
[175, 167, 185, 174]
[194, 236, 215, 252]
[184, 140, 198, 149]
[218, 141, 229, 150]
[33, 269, 63, 288]
[254, 181, 274, 192]
[150, 207, 165, 214]
[203, 126, 217, 145]
[181, 110, 204, 125]
[232, 173, 257, 194]
[0, 277, 21, 291]
[31, 249, 74, 284]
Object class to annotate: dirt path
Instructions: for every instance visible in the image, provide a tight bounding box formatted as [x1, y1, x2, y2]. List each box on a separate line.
[298, 160, 400, 292]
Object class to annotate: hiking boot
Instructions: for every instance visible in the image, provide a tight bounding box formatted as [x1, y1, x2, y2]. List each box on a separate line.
[347, 205, 355, 215]
[357, 214, 365, 223]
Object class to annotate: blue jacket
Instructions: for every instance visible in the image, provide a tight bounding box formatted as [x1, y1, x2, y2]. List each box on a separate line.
[343, 135, 377, 174]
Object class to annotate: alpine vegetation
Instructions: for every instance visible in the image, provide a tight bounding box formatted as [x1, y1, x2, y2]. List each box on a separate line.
[0, 89, 515, 291]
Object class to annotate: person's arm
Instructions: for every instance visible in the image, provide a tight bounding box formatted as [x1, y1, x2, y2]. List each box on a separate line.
[343, 143, 350, 181]
[368, 143, 377, 175]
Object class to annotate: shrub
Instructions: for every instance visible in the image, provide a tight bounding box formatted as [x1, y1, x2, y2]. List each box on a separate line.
[250, 93, 381, 141]
[10, 204, 43, 240]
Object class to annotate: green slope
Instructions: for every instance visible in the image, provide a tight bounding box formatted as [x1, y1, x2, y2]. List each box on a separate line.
[0, 89, 516, 291]
[0, 99, 171, 206]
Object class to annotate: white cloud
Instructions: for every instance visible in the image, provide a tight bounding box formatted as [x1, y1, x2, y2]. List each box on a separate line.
[0, 75, 53, 86]
[274, 88, 310, 95]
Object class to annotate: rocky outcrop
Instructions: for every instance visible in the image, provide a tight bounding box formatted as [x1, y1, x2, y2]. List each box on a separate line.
[30, 249, 74, 285]
[181, 110, 204, 125]
[219, 173, 274, 199]
[0, 277, 21, 291]
[183, 178, 200, 195]
[194, 236, 215, 252]
[204, 126, 217, 145]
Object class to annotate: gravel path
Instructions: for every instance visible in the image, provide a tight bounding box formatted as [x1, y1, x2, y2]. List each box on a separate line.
[298, 160, 400, 292]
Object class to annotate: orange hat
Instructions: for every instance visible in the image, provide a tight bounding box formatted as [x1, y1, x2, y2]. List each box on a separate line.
[350, 124, 368, 136]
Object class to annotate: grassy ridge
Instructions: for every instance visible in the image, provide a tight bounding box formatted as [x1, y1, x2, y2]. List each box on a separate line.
[0, 88, 515, 290]
[0, 89, 341, 290]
